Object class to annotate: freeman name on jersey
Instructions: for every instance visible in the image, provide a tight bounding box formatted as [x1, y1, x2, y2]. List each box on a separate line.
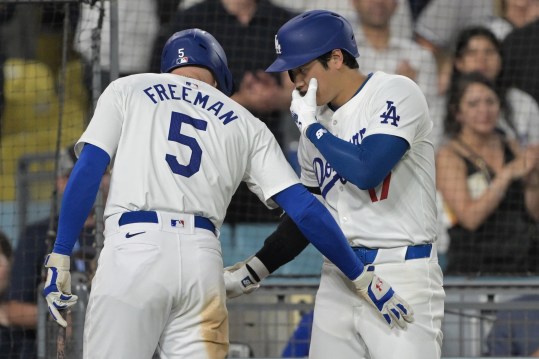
[143, 83, 238, 125]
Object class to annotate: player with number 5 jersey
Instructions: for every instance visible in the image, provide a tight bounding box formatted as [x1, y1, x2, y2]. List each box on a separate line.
[224, 10, 445, 359]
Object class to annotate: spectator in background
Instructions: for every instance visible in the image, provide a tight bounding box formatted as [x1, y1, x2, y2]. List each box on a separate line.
[436, 72, 539, 275]
[502, 18, 539, 104]
[4, 144, 107, 358]
[349, 0, 440, 145]
[486, 295, 539, 357]
[269, 0, 415, 40]
[483, 0, 539, 41]
[74, 0, 161, 88]
[407, 0, 431, 23]
[440, 26, 539, 147]
[153, 0, 296, 223]
[0, 230, 13, 358]
[414, 0, 495, 94]
[350, 0, 437, 99]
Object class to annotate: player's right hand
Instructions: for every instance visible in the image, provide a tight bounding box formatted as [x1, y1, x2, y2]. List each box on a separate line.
[42, 252, 78, 328]
[290, 78, 318, 136]
[352, 265, 414, 329]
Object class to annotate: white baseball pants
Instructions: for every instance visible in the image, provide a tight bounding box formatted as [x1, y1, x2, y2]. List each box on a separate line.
[309, 245, 445, 359]
[83, 211, 228, 359]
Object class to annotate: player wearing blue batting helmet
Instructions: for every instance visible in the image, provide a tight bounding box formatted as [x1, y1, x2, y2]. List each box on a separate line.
[266, 10, 359, 73]
[161, 28, 234, 96]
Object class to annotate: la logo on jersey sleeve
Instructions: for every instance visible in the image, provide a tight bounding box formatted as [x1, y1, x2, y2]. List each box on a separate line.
[379, 101, 400, 127]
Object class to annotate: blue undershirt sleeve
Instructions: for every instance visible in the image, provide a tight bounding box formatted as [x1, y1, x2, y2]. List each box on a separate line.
[53, 144, 110, 255]
[272, 184, 362, 280]
[306, 123, 409, 189]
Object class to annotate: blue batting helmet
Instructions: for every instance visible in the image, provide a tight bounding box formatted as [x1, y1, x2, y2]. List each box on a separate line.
[161, 29, 234, 96]
[266, 10, 359, 73]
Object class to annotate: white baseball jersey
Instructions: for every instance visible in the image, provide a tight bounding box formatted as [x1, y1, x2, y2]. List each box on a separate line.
[77, 73, 300, 358]
[298, 71, 437, 248]
[304, 72, 444, 359]
[77, 73, 299, 228]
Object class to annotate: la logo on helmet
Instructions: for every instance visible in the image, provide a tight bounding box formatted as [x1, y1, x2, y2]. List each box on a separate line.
[274, 35, 282, 54]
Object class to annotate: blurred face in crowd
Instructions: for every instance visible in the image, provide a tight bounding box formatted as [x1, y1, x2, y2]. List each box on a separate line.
[457, 82, 501, 136]
[504, 0, 539, 25]
[455, 35, 502, 81]
[0, 250, 10, 295]
[352, 0, 397, 28]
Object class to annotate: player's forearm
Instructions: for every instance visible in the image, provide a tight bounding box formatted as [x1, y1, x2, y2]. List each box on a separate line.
[305, 125, 408, 189]
[525, 186, 539, 221]
[455, 171, 512, 230]
[255, 213, 310, 273]
[54, 144, 110, 255]
[6, 301, 38, 328]
[273, 184, 362, 280]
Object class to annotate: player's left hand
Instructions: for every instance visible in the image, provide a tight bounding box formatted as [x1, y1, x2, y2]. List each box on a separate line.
[223, 256, 270, 299]
[353, 265, 414, 329]
[223, 259, 260, 299]
[42, 253, 78, 328]
[290, 78, 318, 136]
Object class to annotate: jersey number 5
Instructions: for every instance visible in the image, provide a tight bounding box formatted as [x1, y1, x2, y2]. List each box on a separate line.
[166, 111, 207, 177]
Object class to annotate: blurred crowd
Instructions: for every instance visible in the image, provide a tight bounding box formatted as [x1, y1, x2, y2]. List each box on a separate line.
[1, 0, 539, 357]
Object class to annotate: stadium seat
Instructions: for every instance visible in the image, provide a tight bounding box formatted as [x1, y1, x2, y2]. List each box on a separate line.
[1, 58, 87, 200]
[63, 59, 89, 113]
[2, 58, 58, 136]
[0, 129, 82, 200]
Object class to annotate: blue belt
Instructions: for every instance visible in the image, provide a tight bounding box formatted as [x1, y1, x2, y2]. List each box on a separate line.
[352, 244, 432, 265]
[118, 211, 216, 234]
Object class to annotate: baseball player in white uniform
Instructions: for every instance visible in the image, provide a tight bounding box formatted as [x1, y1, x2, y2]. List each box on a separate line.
[41, 28, 412, 359]
[224, 10, 445, 359]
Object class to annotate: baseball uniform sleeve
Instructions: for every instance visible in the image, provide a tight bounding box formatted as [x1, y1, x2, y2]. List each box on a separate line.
[297, 135, 319, 188]
[76, 82, 124, 158]
[365, 75, 431, 145]
[243, 123, 300, 208]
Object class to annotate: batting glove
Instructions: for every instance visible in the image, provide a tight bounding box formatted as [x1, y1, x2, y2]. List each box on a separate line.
[42, 253, 78, 328]
[353, 266, 414, 329]
[224, 256, 270, 299]
[290, 78, 318, 136]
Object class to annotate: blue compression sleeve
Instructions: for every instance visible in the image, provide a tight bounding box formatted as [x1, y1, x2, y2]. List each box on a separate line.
[306, 124, 409, 189]
[273, 184, 362, 280]
[53, 144, 110, 255]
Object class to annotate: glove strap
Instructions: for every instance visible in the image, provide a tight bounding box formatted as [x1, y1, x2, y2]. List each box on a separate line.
[353, 265, 375, 290]
[44, 253, 71, 270]
[246, 256, 270, 282]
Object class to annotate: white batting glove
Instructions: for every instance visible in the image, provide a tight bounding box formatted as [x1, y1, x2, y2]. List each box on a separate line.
[290, 78, 318, 136]
[353, 266, 414, 329]
[42, 253, 78, 328]
[224, 256, 270, 299]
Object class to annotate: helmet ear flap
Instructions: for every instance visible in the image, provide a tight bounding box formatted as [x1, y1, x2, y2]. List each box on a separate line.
[161, 29, 234, 96]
